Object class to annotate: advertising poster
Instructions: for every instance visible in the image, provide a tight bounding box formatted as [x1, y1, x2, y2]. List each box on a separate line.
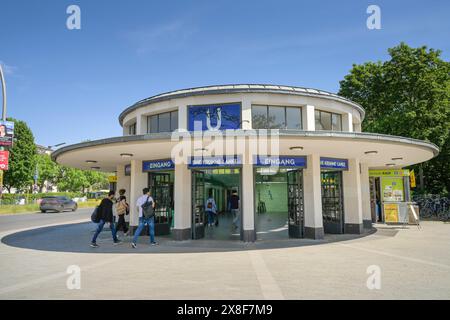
[188, 103, 241, 131]
[0, 150, 9, 170]
[384, 203, 399, 223]
[381, 177, 404, 202]
[0, 121, 14, 146]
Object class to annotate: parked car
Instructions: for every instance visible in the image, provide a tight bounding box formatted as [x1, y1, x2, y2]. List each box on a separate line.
[40, 196, 78, 213]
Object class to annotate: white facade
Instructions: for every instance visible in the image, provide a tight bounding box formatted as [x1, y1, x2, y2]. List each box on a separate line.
[53, 85, 438, 242]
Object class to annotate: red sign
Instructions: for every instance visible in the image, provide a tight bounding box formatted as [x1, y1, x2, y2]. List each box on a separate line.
[0, 151, 9, 170]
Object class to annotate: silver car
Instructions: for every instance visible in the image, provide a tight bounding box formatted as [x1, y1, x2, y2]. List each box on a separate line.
[40, 196, 78, 213]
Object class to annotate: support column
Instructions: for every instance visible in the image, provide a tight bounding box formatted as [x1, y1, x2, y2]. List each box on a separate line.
[303, 105, 315, 131]
[342, 113, 353, 132]
[242, 162, 256, 242]
[303, 154, 324, 239]
[343, 158, 363, 234]
[178, 104, 188, 130]
[116, 164, 131, 223]
[360, 163, 372, 229]
[129, 160, 147, 227]
[173, 163, 192, 241]
[241, 99, 252, 130]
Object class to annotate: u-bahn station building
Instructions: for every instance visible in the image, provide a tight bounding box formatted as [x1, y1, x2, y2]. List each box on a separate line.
[53, 85, 438, 242]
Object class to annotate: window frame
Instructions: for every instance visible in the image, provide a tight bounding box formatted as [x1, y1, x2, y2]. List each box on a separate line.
[251, 105, 302, 130]
[314, 109, 343, 132]
[147, 110, 179, 133]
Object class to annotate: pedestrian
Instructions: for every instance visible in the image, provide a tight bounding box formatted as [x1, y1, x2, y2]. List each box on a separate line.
[230, 189, 240, 229]
[116, 189, 129, 236]
[90, 190, 121, 248]
[205, 190, 217, 227]
[131, 188, 158, 248]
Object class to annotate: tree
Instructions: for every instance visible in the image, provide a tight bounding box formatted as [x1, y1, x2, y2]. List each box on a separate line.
[339, 43, 450, 194]
[56, 167, 109, 193]
[3, 118, 37, 192]
[35, 153, 59, 192]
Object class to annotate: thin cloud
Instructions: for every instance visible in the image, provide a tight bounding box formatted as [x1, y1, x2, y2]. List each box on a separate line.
[121, 20, 197, 56]
[0, 61, 17, 75]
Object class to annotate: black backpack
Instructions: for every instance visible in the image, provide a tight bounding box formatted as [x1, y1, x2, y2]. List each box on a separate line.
[141, 196, 155, 218]
[91, 206, 101, 223]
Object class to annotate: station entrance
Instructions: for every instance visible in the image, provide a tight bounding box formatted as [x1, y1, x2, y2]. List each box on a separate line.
[192, 168, 242, 240]
[321, 170, 344, 234]
[148, 171, 174, 235]
[254, 168, 304, 240]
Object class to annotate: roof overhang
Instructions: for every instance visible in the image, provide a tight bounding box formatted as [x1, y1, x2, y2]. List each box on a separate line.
[52, 131, 439, 172]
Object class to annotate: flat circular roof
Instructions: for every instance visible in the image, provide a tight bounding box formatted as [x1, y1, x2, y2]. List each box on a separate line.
[118, 84, 366, 126]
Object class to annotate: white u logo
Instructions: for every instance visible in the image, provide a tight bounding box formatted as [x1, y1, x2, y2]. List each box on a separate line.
[206, 107, 221, 131]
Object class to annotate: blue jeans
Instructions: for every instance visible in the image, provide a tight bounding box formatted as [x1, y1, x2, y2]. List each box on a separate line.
[92, 219, 118, 243]
[133, 216, 155, 244]
[206, 211, 215, 225]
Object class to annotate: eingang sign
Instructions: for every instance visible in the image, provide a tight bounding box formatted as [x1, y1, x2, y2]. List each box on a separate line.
[254, 155, 307, 168]
[143, 159, 175, 172]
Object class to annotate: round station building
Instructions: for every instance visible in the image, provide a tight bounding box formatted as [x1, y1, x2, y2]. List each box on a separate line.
[52, 84, 438, 242]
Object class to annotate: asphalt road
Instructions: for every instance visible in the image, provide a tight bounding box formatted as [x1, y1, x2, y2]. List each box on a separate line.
[0, 208, 92, 233]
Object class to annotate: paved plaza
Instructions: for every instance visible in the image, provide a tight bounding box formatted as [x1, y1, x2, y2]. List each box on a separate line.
[0, 209, 449, 299]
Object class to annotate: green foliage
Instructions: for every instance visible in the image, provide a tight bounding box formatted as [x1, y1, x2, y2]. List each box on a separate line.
[3, 118, 37, 192]
[339, 43, 450, 194]
[35, 154, 59, 192]
[56, 166, 109, 193]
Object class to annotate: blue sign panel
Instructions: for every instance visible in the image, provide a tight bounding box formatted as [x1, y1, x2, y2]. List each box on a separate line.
[254, 156, 307, 168]
[188, 103, 241, 131]
[124, 164, 131, 176]
[142, 159, 175, 172]
[189, 156, 242, 168]
[320, 157, 348, 170]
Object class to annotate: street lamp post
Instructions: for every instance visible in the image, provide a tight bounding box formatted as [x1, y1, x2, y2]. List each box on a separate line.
[0, 64, 7, 198]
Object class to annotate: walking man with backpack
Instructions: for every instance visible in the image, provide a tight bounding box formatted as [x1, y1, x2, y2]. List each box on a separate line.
[131, 187, 157, 248]
[205, 190, 217, 227]
[90, 190, 121, 248]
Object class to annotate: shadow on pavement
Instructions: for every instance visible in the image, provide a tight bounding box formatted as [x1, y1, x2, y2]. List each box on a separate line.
[1, 221, 382, 254]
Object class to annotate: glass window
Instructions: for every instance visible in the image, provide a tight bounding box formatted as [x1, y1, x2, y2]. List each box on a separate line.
[315, 110, 342, 131]
[315, 110, 322, 130]
[158, 112, 171, 132]
[320, 111, 332, 130]
[332, 114, 342, 131]
[149, 115, 158, 133]
[170, 111, 178, 131]
[286, 107, 302, 130]
[268, 106, 285, 129]
[252, 105, 268, 129]
[128, 123, 136, 135]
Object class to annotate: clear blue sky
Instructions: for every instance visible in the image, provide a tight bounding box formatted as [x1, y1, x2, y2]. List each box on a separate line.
[1, 0, 449, 147]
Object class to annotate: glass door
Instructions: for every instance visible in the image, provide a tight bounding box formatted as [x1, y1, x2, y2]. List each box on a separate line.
[149, 172, 173, 232]
[192, 170, 206, 239]
[287, 169, 304, 238]
[321, 171, 344, 234]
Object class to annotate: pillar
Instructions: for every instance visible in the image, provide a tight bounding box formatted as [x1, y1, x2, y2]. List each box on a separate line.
[360, 163, 372, 228]
[343, 113, 353, 132]
[303, 154, 324, 239]
[116, 164, 131, 223]
[173, 163, 192, 240]
[241, 99, 253, 130]
[343, 158, 363, 234]
[242, 162, 256, 242]
[129, 160, 147, 227]
[303, 105, 315, 131]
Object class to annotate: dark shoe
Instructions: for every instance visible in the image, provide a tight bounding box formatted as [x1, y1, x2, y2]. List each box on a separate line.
[151, 242, 159, 246]
[113, 240, 122, 246]
[90, 243, 99, 248]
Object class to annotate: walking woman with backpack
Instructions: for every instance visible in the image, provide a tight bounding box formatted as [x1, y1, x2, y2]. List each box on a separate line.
[116, 189, 129, 236]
